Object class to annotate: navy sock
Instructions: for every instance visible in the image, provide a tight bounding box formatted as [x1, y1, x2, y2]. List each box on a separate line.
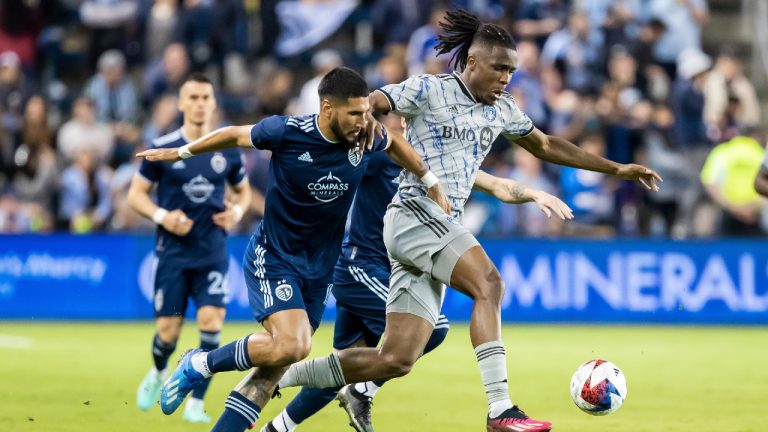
[284, 386, 341, 425]
[424, 318, 449, 355]
[152, 333, 176, 371]
[192, 330, 220, 400]
[211, 391, 261, 432]
[207, 334, 253, 373]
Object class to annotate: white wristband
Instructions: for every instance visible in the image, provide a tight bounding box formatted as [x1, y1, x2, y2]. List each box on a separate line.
[420, 171, 439, 188]
[152, 208, 168, 225]
[232, 204, 244, 222]
[178, 144, 194, 159]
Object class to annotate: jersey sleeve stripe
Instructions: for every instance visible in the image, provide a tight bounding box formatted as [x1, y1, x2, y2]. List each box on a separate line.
[374, 88, 396, 112]
[519, 125, 535, 137]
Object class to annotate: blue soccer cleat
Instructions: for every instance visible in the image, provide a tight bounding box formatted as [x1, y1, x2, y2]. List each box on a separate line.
[160, 349, 206, 415]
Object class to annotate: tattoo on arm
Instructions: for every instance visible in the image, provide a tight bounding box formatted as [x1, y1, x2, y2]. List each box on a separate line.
[505, 182, 526, 202]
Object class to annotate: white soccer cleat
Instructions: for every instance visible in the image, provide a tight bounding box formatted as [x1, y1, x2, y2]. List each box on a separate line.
[182, 397, 211, 423]
[136, 368, 167, 411]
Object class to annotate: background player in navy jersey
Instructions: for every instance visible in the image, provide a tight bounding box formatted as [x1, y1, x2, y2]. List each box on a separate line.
[127, 73, 251, 423]
[273, 10, 662, 432]
[136, 67, 450, 431]
[260, 118, 572, 432]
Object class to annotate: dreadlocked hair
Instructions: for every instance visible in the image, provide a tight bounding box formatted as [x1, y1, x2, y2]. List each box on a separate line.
[435, 9, 516, 71]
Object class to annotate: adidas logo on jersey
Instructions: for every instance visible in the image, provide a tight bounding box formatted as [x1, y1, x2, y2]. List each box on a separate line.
[448, 105, 460, 115]
[171, 160, 186, 169]
[298, 152, 313, 163]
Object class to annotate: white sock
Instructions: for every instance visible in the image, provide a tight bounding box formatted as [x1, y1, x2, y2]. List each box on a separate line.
[475, 341, 513, 418]
[277, 353, 345, 388]
[354, 381, 380, 398]
[271, 410, 298, 432]
[190, 352, 213, 379]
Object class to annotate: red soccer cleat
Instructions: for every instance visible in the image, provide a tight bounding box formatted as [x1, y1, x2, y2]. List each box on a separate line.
[486, 406, 552, 432]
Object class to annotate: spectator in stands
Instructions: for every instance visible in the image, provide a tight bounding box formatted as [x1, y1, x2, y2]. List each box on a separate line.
[58, 149, 113, 233]
[10, 95, 57, 232]
[670, 47, 712, 236]
[294, 49, 342, 116]
[406, 6, 447, 76]
[370, 0, 433, 46]
[173, 0, 247, 71]
[142, 0, 179, 63]
[515, 0, 569, 48]
[508, 39, 547, 127]
[541, 10, 604, 93]
[703, 47, 761, 140]
[143, 43, 190, 107]
[0, 51, 32, 143]
[84, 49, 140, 166]
[79, 0, 139, 67]
[0, 0, 43, 69]
[504, 146, 560, 236]
[57, 97, 115, 164]
[637, 104, 691, 236]
[645, 0, 708, 77]
[559, 135, 615, 237]
[701, 130, 766, 237]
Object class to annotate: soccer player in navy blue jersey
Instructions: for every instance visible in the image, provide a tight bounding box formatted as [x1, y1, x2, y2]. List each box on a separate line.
[136, 67, 450, 431]
[127, 73, 251, 423]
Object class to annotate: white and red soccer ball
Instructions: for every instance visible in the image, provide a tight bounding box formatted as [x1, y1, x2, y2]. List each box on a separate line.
[570, 359, 627, 416]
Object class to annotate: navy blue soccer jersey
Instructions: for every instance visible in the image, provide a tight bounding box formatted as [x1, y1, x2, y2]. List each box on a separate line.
[249, 114, 389, 279]
[343, 151, 401, 269]
[138, 128, 246, 267]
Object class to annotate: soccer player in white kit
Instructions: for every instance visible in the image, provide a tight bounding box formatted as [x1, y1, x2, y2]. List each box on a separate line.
[275, 10, 662, 432]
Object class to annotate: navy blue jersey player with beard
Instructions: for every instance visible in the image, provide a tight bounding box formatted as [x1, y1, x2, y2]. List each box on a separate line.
[259, 149, 451, 432]
[136, 67, 451, 431]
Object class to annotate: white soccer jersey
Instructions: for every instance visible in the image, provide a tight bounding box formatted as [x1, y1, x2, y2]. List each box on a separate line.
[377, 71, 534, 219]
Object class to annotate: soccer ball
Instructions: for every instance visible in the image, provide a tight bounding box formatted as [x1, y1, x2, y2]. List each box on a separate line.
[569, 359, 627, 416]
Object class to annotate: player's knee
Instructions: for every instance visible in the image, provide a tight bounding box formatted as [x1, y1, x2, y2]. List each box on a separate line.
[380, 352, 416, 378]
[274, 336, 311, 365]
[476, 269, 504, 305]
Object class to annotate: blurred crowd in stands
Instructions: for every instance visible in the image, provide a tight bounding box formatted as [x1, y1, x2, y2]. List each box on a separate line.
[0, 0, 765, 238]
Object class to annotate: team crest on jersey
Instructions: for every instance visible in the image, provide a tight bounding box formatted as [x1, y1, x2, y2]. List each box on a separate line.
[348, 149, 362, 166]
[211, 152, 227, 173]
[182, 174, 215, 203]
[479, 127, 494, 152]
[483, 106, 497, 122]
[275, 283, 293, 301]
[308, 171, 349, 202]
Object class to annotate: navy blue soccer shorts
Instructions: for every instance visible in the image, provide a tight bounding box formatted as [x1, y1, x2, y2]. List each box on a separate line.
[243, 238, 332, 331]
[333, 255, 450, 349]
[153, 258, 228, 317]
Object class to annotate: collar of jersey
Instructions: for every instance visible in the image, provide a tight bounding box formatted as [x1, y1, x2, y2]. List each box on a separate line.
[314, 114, 340, 144]
[178, 127, 191, 144]
[452, 71, 478, 103]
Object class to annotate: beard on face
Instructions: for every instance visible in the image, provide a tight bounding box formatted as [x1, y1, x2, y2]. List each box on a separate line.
[330, 115, 357, 149]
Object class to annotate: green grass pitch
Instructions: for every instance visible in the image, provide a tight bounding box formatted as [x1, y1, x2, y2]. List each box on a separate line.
[1, 322, 767, 431]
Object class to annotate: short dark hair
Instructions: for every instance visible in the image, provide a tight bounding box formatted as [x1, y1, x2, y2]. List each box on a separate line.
[435, 9, 516, 71]
[317, 67, 369, 102]
[183, 72, 213, 86]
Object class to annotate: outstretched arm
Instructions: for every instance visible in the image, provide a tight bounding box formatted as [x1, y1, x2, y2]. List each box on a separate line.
[136, 126, 254, 162]
[473, 170, 573, 220]
[514, 128, 662, 191]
